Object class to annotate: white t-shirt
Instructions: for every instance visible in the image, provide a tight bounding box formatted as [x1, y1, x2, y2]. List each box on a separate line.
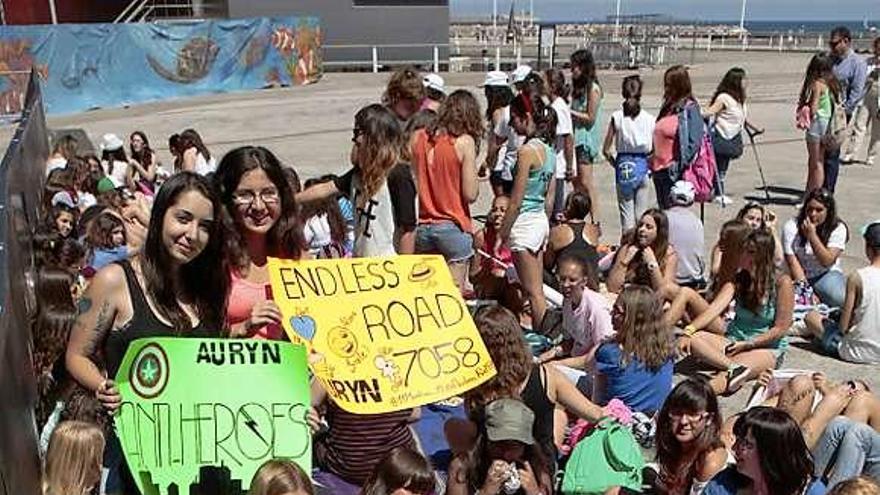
[103, 160, 129, 187]
[492, 106, 520, 181]
[194, 152, 217, 176]
[783, 218, 847, 279]
[713, 93, 746, 140]
[551, 97, 573, 178]
[45, 157, 67, 176]
[839, 266, 880, 364]
[611, 109, 655, 154]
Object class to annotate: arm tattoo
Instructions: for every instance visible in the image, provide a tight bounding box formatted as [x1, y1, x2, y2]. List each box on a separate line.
[82, 300, 114, 357]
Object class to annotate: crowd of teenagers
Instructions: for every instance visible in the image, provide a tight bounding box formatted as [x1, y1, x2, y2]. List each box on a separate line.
[29, 24, 880, 495]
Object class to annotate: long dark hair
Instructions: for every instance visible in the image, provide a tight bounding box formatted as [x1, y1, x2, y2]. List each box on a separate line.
[544, 68, 570, 101]
[484, 85, 514, 120]
[797, 188, 847, 247]
[129, 131, 154, 168]
[621, 74, 643, 118]
[361, 447, 435, 495]
[799, 53, 842, 107]
[656, 378, 724, 494]
[570, 49, 597, 100]
[301, 175, 348, 249]
[353, 104, 404, 205]
[214, 146, 305, 270]
[141, 172, 228, 334]
[659, 65, 693, 118]
[510, 92, 557, 145]
[733, 407, 814, 495]
[712, 67, 747, 105]
[632, 209, 670, 283]
[85, 211, 125, 257]
[736, 229, 777, 313]
[101, 147, 128, 180]
[179, 128, 211, 161]
[429, 89, 485, 155]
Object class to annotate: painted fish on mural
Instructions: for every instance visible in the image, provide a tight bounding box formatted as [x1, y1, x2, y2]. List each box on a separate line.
[146, 37, 219, 84]
[0, 39, 48, 115]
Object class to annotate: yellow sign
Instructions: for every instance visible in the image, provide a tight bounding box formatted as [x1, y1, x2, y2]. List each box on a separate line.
[268, 255, 496, 414]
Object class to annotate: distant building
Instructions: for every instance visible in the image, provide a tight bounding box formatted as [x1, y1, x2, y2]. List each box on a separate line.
[2, 0, 450, 70]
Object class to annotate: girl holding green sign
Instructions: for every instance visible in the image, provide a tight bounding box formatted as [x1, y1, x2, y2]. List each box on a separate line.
[66, 172, 229, 494]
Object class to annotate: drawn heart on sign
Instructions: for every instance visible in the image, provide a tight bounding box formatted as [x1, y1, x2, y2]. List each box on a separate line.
[290, 315, 317, 341]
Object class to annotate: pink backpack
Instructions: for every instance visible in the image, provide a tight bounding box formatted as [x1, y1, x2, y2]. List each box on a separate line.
[682, 123, 718, 203]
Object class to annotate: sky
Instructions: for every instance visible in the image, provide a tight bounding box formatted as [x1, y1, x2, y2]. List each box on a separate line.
[450, 0, 878, 22]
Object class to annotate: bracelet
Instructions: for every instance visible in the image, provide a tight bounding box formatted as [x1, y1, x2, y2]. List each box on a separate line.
[684, 324, 698, 336]
[647, 261, 660, 271]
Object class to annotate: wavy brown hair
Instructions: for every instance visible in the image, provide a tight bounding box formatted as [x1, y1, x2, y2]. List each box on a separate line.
[353, 104, 404, 206]
[656, 377, 724, 494]
[382, 66, 425, 107]
[429, 89, 484, 155]
[736, 228, 777, 313]
[613, 285, 673, 369]
[715, 219, 751, 289]
[464, 305, 531, 413]
[659, 65, 693, 118]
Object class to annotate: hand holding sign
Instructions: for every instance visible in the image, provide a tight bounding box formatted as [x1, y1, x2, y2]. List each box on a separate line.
[268, 255, 497, 414]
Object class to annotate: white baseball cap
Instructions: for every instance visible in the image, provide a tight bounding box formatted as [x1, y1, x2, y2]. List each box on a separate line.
[670, 180, 696, 205]
[512, 65, 533, 84]
[481, 70, 509, 87]
[423, 73, 446, 94]
[100, 133, 124, 152]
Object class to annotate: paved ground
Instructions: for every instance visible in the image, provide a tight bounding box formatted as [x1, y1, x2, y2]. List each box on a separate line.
[4, 50, 879, 415]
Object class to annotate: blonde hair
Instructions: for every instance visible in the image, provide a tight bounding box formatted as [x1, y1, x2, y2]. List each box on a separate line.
[43, 421, 104, 495]
[249, 459, 314, 495]
[828, 477, 880, 495]
[613, 285, 673, 369]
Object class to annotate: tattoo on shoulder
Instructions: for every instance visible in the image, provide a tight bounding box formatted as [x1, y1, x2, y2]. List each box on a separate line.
[83, 301, 114, 355]
[77, 297, 92, 315]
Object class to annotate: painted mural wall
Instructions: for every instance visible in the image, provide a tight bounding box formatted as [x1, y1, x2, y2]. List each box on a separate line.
[0, 16, 322, 115]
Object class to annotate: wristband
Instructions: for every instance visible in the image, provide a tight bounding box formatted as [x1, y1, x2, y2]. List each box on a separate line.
[684, 324, 698, 336]
[647, 261, 660, 271]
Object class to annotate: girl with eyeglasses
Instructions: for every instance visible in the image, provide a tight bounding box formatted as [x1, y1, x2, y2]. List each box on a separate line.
[298, 104, 417, 258]
[651, 378, 728, 495]
[213, 146, 305, 340]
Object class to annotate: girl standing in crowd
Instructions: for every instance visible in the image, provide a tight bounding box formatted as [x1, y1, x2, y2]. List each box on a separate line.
[465, 305, 604, 465]
[653, 378, 729, 495]
[177, 128, 216, 176]
[797, 53, 841, 192]
[412, 89, 482, 290]
[545, 68, 575, 220]
[607, 209, 679, 297]
[448, 398, 553, 495]
[301, 176, 350, 259]
[703, 407, 826, 495]
[680, 229, 794, 395]
[66, 172, 228, 493]
[544, 191, 601, 283]
[602, 74, 655, 232]
[499, 91, 557, 328]
[298, 104, 417, 257]
[214, 146, 305, 339]
[249, 459, 314, 495]
[480, 71, 518, 196]
[84, 211, 128, 272]
[653, 65, 703, 209]
[46, 134, 78, 176]
[593, 285, 675, 415]
[360, 447, 435, 495]
[844, 36, 879, 167]
[783, 188, 849, 309]
[42, 421, 104, 495]
[569, 49, 603, 218]
[127, 131, 157, 193]
[99, 133, 132, 190]
[702, 68, 755, 205]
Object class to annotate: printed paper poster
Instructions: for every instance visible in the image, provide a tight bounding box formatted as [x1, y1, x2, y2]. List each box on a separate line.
[268, 255, 497, 414]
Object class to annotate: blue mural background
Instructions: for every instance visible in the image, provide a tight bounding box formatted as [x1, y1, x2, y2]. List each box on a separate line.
[0, 16, 322, 115]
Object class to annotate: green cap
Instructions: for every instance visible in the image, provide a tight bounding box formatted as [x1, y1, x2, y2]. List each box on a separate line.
[96, 177, 116, 194]
[485, 398, 535, 445]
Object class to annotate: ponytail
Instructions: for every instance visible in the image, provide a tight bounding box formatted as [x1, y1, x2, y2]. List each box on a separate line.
[511, 92, 556, 145]
[621, 75, 643, 119]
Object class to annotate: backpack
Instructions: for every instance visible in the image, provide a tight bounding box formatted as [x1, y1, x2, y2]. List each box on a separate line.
[561, 418, 645, 494]
[823, 93, 848, 150]
[681, 123, 718, 203]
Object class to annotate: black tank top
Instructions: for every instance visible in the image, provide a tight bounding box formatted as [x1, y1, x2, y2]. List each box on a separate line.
[521, 365, 556, 462]
[557, 222, 600, 270]
[105, 260, 216, 377]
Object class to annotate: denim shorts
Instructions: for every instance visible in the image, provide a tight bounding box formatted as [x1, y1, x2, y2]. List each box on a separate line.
[819, 319, 843, 358]
[806, 117, 829, 143]
[415, 221, 473, 262]
[575, 144, 597, 164]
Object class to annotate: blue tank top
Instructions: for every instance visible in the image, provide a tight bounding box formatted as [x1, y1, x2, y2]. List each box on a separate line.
[516, 139, 556, 213]
[727, 291, 787, 350]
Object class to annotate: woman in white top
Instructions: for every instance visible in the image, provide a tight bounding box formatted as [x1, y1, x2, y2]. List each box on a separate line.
[546, 68, 575, 221]
[99, 133, 132, 190]
[479, 71, 518, 196]
[177, 129, 216, 176]
[701, 68, 761, 206]
[602, 75, 655, 232]
[782, 188, 849, 309]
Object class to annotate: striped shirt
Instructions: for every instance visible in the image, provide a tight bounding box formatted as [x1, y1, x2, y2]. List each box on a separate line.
[321, 403, 416, 485]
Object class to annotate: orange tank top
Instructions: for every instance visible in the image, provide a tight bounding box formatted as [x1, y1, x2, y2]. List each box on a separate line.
[413, 129, 473, 233]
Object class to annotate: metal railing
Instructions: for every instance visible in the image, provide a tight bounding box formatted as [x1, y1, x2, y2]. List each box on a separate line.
[323, 44, 449, 73]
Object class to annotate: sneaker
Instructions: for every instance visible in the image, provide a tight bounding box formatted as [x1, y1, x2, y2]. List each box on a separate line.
[714, 195, 734, 206]
[725, 365, 751, 394]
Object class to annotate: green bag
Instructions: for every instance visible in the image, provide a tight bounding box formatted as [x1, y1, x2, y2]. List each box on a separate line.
[561, 418, 645, 494]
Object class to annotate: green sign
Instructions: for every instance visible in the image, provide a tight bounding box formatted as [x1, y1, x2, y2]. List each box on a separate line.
[114, 338, 311, 495]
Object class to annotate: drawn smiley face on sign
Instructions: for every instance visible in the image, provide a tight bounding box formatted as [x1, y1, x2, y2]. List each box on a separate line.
[327, 326, 359, 358]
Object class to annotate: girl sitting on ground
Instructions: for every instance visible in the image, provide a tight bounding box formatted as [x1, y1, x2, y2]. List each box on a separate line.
[544, 190, 601, 284]
[42, 421, 104, 495]
[249, 459, 314, 495]
[471, 195, 523, 313]
[606, 208, 679, 299]
[360, 447, 435, 495]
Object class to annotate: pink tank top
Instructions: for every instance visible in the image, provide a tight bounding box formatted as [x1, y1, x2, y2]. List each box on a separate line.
[227, 269, 284, 340]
